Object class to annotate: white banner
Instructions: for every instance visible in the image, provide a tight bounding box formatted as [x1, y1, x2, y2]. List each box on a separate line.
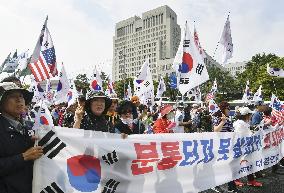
[33, 125, 284, 193]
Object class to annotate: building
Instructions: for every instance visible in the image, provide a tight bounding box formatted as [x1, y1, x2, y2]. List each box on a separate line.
[112, 5, 181, 81]
[224, 61, 248, 77]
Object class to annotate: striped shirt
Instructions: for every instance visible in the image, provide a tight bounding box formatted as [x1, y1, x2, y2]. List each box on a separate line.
[212, 116, 234, 132]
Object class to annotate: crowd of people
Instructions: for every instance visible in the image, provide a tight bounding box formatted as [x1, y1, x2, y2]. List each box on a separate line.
[0, 76, 283, 193]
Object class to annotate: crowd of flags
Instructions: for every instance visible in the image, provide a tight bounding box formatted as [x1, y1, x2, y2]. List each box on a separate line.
[0, 14, 283, 125]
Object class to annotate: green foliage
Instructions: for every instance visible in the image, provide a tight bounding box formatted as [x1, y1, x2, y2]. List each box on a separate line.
[74, 73, 89, 95]
[236, 53, 284, 100]
[201, 65, 242, 103]
[114, 77, 134, 99]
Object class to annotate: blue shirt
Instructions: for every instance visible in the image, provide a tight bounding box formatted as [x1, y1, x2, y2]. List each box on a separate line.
[251, 111, 263, 126]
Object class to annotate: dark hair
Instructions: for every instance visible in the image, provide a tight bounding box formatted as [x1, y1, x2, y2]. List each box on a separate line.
[218, 101, 230, 114]
[262, 106, 272, 116]
[117, 101, 135, 115]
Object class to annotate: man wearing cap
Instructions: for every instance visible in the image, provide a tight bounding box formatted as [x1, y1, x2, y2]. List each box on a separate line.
[251, 101, 265, 126]
[0, 82, 43, 193]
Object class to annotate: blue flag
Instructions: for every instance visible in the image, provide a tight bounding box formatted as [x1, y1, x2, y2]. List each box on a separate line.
[170, 73, 177, 89]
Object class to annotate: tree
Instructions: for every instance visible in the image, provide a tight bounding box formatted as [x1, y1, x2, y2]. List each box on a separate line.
[236, 53, 284, 100]
[74, 73, 89, 95]
[114, 77, 134, 99]
[201, 65, 242, 103]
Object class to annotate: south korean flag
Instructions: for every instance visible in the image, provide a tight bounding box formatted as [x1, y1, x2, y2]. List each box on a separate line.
[178, 21, 209, 96]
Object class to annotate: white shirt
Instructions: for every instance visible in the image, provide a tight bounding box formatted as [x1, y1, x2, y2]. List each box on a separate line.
[233, 120, 252, 135]
[173, 109, 184, 133]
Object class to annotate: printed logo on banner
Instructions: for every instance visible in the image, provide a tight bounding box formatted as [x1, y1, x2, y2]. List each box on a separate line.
[40, 182, 64, 193]
[67, 155, 101, 192]
[38, 130, 66, 159]
[239, 159, 253, 174]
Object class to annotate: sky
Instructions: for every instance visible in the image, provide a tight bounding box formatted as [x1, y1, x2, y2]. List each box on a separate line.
[0, 0, 283, 80]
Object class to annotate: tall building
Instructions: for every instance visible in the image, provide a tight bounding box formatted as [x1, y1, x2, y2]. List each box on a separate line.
[224, 61, 248, 77]
[112, 5, 181, 81]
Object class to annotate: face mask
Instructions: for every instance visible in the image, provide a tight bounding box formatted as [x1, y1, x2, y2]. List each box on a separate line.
[121, 118, 133, 125]
[166, 112, 175, 120]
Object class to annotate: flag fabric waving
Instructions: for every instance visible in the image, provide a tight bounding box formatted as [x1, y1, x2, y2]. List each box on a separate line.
[270, 94, 284, 123]
[267, 64, 284, 78]
[211, 79, 218, 94]
[45, 79, 54, 104]
[253, 85, 263, 103]
[67, 81, 79, 107]
[54, 63, 70, 105]
[219, 14, 233, 65]
[106, 76, 116, 97]
[125, 82, 132, 100]
[90, 66, 103, 92]
[15, 49, 30, 73]
[156, 76, 166, 98]
[0, 53, 11, 73]
[33, 101, 54, 130]
[134, 58, 154, 106]
[242, 80, 252, 103]
[2, 50, 18, 73]
[208, 99, 220, 115]
[29, 76, 46, 103]
[193, 25, 206, 59]
[178, 21, 209, 96]
[28, 16, 58, 82]
[169, 73, 177, 89]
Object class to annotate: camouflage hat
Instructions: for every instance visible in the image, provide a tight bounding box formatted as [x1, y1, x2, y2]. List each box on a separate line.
[86, 90, 108, 101]
[85, 90, 112, 114]
[0, 82, 33, 105]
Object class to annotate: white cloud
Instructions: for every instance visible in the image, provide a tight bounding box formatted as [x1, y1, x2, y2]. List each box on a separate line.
[0, 0, 283, 80]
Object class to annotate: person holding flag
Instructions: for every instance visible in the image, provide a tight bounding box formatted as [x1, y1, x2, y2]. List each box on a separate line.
[0, 82, 43, 193]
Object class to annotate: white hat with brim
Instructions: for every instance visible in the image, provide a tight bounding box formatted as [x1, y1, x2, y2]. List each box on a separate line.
[238, 107, 254, 115]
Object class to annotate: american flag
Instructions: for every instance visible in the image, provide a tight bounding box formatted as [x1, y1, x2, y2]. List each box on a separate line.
[206, 92, 215, 101]
[270, 94, 284, 123]
[29, 17, 57, 82]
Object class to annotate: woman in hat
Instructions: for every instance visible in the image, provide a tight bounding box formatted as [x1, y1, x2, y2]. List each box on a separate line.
[153, 105, 176, 133]
[73, 91, 114, 133]
[114, 101, 145, 137]
[0, 82, 43, 193]
[233, 107, 263, 187]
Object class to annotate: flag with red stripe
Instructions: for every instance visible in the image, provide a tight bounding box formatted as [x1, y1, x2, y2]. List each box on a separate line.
[28, 16, 57, 82]
[270, 94, 284, 123]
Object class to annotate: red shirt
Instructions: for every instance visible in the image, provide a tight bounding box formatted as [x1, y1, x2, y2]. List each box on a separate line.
[153, 117, 173, 133]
